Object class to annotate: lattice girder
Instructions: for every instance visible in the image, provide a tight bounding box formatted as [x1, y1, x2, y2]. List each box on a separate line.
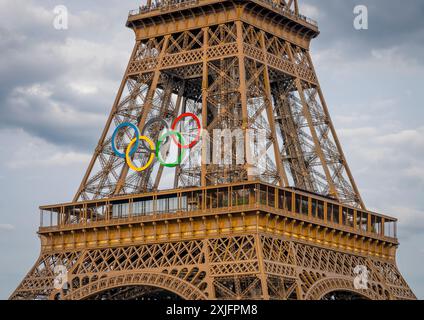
[73, 13, 364, 209]
[11, 231, 415, 300]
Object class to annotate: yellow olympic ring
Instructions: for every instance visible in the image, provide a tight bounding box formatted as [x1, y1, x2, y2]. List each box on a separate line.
[125, 136, 155, 172]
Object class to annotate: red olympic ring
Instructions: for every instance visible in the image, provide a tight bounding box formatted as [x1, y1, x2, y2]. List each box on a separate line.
[171, 113, 201, 149]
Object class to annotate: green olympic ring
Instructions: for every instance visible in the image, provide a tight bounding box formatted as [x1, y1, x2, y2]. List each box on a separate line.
[155, 131, 186, 168]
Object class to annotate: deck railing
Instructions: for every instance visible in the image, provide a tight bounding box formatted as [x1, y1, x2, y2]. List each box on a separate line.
[39, 181, 397, 240]
[128, 0, 318, 27]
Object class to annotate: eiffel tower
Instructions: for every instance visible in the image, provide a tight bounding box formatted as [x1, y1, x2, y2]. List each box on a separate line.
[11, 0, 415, 300]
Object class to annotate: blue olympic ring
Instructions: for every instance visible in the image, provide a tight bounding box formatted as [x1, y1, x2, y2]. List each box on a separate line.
[111, 122, 141, 159]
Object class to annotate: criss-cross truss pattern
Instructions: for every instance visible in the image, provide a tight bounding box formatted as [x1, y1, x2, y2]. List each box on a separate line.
[10, 235, 415, 300]
[11, 0, 416, 301]
[74, 1, 363, 209]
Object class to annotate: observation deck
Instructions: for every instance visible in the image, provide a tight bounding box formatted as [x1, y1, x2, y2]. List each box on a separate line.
[126, 0, 319, 40]
[39, 182, 398, 260]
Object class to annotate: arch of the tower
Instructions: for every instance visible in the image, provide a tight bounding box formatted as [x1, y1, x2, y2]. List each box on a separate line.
[82, 285, 183, 300]
[321, 290, 370, 301]
[304, 277, 390, 300]
[64, 272, 208, 300]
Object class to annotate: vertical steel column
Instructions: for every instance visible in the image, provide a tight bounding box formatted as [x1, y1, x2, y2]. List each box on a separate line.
[255, 233, 270, 300]
[113, 35, 171, 196]
[73, 41, 140, 202]
[305, 52, 365, 209]
[260, 31, 289, 187]
[201, 27, 210, 187]
[285, 42, 338, 199]
[174, 96, 188, 188]
[236, 20, 253, 180]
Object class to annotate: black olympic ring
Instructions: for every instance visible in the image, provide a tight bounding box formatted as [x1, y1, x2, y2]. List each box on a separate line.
[140, 117, 170, 152]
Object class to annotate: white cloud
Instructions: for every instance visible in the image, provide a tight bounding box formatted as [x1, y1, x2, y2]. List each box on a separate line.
[8, 151, 91, 169]
[3, 83, 107, 145]
[0, 224, 15, 231]
[341, 126, 424, 169]
[313, 44, 424, 78]
[388, 206, 424, 233]
[0, 128, 91, 169]
[6, 94, 103, 126]
[300, 4, 320, 19]
[338, 126, 378, 139]
[0, 0, 53, 31]
[371, 47, 420, 71]
[404, 166, 424, 182]
[0, 0, 131, 150]
[15, 84, 53, 98]
[69, 82, 98, 95]
[52, 37, 128, 74]
[375, 127, 424, 149]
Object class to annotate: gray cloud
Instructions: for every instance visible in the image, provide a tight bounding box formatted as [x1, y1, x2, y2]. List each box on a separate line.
[304, 0, 424, 62]
[0, 224, 15, 231]
[0, 0, 135, 150]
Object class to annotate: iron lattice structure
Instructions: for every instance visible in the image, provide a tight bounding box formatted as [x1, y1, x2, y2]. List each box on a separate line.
[11, 0, 415, 300]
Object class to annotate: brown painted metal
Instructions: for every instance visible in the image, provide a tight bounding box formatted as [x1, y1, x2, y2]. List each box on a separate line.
[11, 0, 415, 300]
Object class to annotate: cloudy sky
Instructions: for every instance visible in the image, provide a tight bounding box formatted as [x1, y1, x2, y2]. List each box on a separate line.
[0, 0, 423, 299]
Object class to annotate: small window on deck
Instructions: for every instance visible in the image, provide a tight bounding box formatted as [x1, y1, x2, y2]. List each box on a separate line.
[384, 220, 396, 238]
[328, 204, 339, 224]
[232, 186, 250, 206]
[312, 199, 324, 220]
[295, 194, 309, 215]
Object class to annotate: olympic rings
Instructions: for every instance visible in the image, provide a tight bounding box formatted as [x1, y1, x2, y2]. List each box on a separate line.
[140, 117, 170, 152]
[111, 113, 201, 172]
[156, 131, 186, 168]
[111, 122, 140, 159]
[171, 113, 202, 149]
[126, 136, 155, 172]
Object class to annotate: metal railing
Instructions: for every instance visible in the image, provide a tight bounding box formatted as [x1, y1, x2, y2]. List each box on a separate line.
[128, 0, 318, 27]
[129, 0, 200, 16]
[257, 0, 318, 27]
[39, 181, 397, 240]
